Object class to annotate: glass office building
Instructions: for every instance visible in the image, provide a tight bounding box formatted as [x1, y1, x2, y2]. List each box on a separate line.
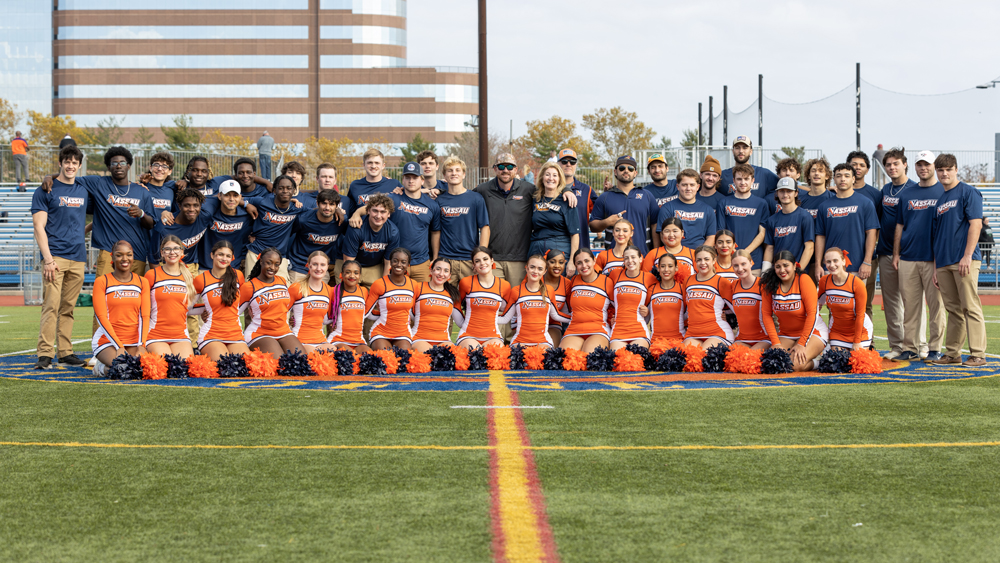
[1, 0, 477, 145]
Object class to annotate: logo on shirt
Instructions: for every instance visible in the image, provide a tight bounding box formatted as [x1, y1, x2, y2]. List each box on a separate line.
[937, 199, 958, 216]
[307, 233, 338, 244]
[635, 193, 643, 199]
[256, 288, 289, 304]
[827, 295, 852, 305]
[358, 194, 375, 205]
[212, 220, 245, 233]
[398, 202, 428, 215]
[59, 196, 85, 208]
[616, 286, 642, 295]
[574, 289, 598, 299]
[687, 290, 715, 300]
[305, 301, 327, 310]
[152, 198, 171, 209]
[674, 210, 705, 221]
[826, 206, 858, 218]
[534, 203, 560, 212]
[182, 232, 205, 248]
[651, 295, 680, 304]
[342, 301, 363, 310]
[908, 199, 936, 211]
[724, 205, 758, 217]
[112, 289, 141, 299]
[774, 226, 798, 238]
[883, 196, 900, 207]
[441, 206, 470, 217]
[106, 195, 141, 208]
[734, 297, 759, 306]
[361, 241, 388, 252]
[512, 195, 524, 200]
[424, 297, 451, 307]
[657, 195, 678, 206]
[773, 301, 801, 312]
[264, 212, 295, 224]
[805, 208, 818, 218]
[162, 285, 187, 294]
[472, 297, 499, 306]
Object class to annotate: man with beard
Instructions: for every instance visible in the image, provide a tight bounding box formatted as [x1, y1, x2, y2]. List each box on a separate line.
[697, 155, 726, 221]
[288, 189, 342, 284]
[720, 136, 779, 211]
[643, 153, 677, 207]
[590, 155, 659, 254]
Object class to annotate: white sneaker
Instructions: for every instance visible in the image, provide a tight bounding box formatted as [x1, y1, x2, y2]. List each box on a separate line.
[883, 350, 901, 360]
[92, 362, 106, 377]
[87, 356, 97, 367]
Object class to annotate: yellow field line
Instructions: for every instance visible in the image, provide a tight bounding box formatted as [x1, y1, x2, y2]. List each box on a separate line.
[529, 441, 1000, 451]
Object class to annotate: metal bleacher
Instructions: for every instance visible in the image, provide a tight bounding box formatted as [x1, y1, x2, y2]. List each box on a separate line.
[0, 184, 41, 286]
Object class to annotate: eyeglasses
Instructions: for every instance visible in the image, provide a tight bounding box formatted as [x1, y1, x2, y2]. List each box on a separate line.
[161, 247, 183, 254]
[559, 158, 578, 165]
[495, 164, 516, 171]
[150, 163, 172, 170]
[109, 161, 129, 168]
[617, 165, 636, 172]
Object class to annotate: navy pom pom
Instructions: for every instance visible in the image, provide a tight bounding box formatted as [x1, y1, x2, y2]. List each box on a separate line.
[702, 344, 730, 373]
[508, 344, 526, 370]
[655, 348, 687, 372]
[427, 345, 456, 372]
[586, 346, 616, 371]
[278, 349, 315, 376]
[216, 353, 248, 378]
[109, 354, 142, 380]
[468, 347, 488, 370]
[543, 347, 566, 371]
[625, 343, 655, 370]
[761, 347, 794, 374]
[392, 346, 411, 374]
[818, 348, 852, 373]
[164, 353, 189, 379]
[357, 353, 387, 375]
[333, 349, 356, 375]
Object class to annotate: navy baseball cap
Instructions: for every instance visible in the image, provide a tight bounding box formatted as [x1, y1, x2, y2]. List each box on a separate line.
[615, 155, 637, 168]
[402, 162, 421, 176]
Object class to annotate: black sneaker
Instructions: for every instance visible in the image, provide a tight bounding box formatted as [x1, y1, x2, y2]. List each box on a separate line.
[58, 354, 87, 367]
[923, 351, 943, 363]
[35, 357, 52, 370]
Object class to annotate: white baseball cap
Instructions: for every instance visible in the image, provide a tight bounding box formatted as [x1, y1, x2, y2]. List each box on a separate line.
[219, 179, 241, 195]
[916, 150, 935, 165]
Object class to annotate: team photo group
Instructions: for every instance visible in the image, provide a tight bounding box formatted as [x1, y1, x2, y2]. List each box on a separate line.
[32, 134, 988, 376]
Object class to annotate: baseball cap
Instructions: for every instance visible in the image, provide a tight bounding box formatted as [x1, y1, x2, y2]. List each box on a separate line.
[402, 161, 421, 176]
[732, 135, 752, 148]
[646, 153, 668, 167]
[495, 153, 516, 166]
[776, 177, 797, 191]
[557, 148, 578, 161]
[615, 155, 638, 168]
[219, 179, 241, 195]
[916, 150, 935, 164]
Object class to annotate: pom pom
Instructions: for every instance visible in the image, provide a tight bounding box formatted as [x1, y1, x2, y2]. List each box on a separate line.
[216, 353, 249, 378]
[392, 346, 411, 373]
[655, 348, 687, 372]
[357, 352, 388, 375]
[850, 348, 883, 374]
[243, 349, 278, 378]
[278, 349, 315, 377]
[372, 349, 399, 374]
[725, 346, 762, 374]
[702, 344, 730, 373]
[681, 343, 706, 372]
[542, 347, 566, 371]
[450, 345, 471, 371]
[614, 348, 645, 372]
[586, 346, 616, 371]
[523, 346, 546, 370]
[484, 344, 511, 371]
[308, 351, 339, 377]
[427, 345, 457, 372]
[761, 347, 794, 374]
[650, 338, 685, 359]
[562, 349, 588, 371]
[508, 344, 526, 370]
[818, 348, 852, 373]
[333, 349, 357, 375]
[164, 353, 188, 379]
[468, 347, 488, 370]
[625, 343, 655, 370]
[406, 351, 431, 373]
[186, 354, 219, 379]
[109, 354, 143, 380]
[140, 353, 167, 380]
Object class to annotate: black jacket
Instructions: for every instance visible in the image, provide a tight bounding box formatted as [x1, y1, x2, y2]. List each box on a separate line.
[474, 177, 538, 261]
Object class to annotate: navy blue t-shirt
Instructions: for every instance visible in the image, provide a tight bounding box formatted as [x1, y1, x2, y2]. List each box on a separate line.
[655, 198, 718, 249]
[244, 194, 308, 255]
[876, 179, 917, 256]
[720, 165, 779, 206]
[717, 194, 771, 265]
[205, 175, 268, 199]
[198, 197, 254, 270]
[697, 190, 727, 224]
[288, 210, 343, 274]
[151, 210, 213, 265]
[31, 179, 89, 262]
[855, 183, 883, 258]
[568, 179, 597, 245]
[387, 192, 441, 265]
[932, 182, 983, 268]
[645, 180, 678, 208]
[896, 182, 944, 262]
[341, 220, 400, 267]
[346, 176, 402, 217]
[815, 193, 879, 272]
[436, 190, 490, 260]
[764, 206, 815, 265]
[147, 181, 176, 223]
[798, 188, 834, 223]
[590, 186, 659, 254]
[530, 196, 581, 256]
[77, 176, 155, 259]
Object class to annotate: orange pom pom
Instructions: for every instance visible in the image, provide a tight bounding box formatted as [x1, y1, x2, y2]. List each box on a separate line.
[724, 346, 763, 374]
[407, 351, 431, 373]
[523, 346, 546, 370]
[372, 349, 399, 374]
[650, 338, 685, 358]
[307, 351, 338, 377]
[244, 349, 278, 378]
[186, 354, 219, 379]
[563, 349, 588, 371]
[450, 345, 471, 371]
[614, 348, 645, 372]
[484, 344, 511, 370]
[140, 353, 168, 380]
[353, 351, 361, 374]
[681, 343, 706, 372]
[850, 348, 883, 374]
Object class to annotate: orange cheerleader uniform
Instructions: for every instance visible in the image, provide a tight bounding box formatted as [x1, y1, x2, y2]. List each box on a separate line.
[727, 278, 769, 345]
[683, 274, 735, 343]
[761, 273, 829, 347]
[365, 276, 417, 343]
[642, 246, 694, 280]
[144, 267, 191, 344]
[193, 269, 246, 347]
[648, 281, 686, 341]
[562, 274, 615, 339]
[411, 283, 457, 344]
[327, 285, 368, 346]
[818, 273, 872, 348]
[595, 249, 626, 279]
[610, 270, 657, 343]
[715, 262, 737, 282]
[456, 275, 512, 343]
[92, 272, 151, 355]
[288, 282, 334, 346]
[239, 276, 294, 345]
[500, 282, 571, 346]
[545, 276, 570, 328]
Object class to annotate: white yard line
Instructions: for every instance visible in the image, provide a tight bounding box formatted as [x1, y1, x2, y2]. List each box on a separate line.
[0, 338, 90, 357]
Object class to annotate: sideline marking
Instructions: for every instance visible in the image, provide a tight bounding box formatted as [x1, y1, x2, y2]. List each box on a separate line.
[452, 405, 554, 409]
[0, 441, 489, 451]
[488, 370, 560, 563]
[0, 338, 89, 357]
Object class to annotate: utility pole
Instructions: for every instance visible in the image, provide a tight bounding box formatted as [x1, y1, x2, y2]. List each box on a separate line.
[856, 62, 861, 151]
[758, 74, 763, 148]
[698, 103, 703, 146]
[723, 85, 728, 147]
[478, 0, 488, 170]
[708, 96, 713, 145]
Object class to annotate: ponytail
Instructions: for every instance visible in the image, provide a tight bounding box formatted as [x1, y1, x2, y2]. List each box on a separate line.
[329, 259, 360, 326]
[210, 240, 240, 306]
[249, 247, 281, 281]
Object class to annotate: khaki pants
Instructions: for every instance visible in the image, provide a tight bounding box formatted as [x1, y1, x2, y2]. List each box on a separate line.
[877, 255, 905, 352]
[447, 259, 473, 286]
[184, 263, 202, 347]
[37, 257, 86, 358]
[865, 256, 878, 319]
[244, 251, 290, 281]
[898, 260, 944, 355]
[409, 260, 430, 283]
[92, 249, 147, 335]
[493, 261, 526, 341]
[936, 261, 987, 359]
[360, 263, 384, 289]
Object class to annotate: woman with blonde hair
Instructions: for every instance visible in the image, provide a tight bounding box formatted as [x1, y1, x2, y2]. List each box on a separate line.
[288, 250, 335, 352]
[528, 161, 581, 276]
[144, 235, 197, 359]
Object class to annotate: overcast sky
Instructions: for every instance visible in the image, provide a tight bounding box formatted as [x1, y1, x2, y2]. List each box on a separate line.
[408, 0, 1000, 162]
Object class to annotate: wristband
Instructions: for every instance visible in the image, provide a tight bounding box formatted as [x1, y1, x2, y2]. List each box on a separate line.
[863, 261, 871, 266]
[761, 261, 772, 272]
[139, 210, 145, 219]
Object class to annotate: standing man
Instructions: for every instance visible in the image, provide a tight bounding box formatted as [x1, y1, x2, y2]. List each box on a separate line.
[437, 156, 489, 284]
[346, 149, 402, 217]
[198, 180, 254, 272]
[58, 134, 76, 150]
[814, 164, 878, 283]
[559, 148, 595, 246]
[11, 131, 29, 185]
[892, 150, 945, 362]
[848, 150, 883, 318]
[32, 145, 89, 369]
[720, 135, 779, 209]
[718, 164, 770, 271]
[872, 144, 886, 169]
[878, 148, 918, 360]
[296, 163, 339, 208]
[257, 130, 274, 181]
[775, 158, 802, 185]
[287, 190, 342, 284]
[242, 174, 308, 280]
[929, 154, 987, 367]
[644, 153, 678, 207]
[656, 169, 717, 249]
[417, 150, 448, 193]
[590, 156, 659, 254]
[341, 194, 400, 288]
[697, 155, 726, 220]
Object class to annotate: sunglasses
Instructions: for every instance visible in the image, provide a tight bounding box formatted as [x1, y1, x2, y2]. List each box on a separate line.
[559, 158, 578, 165]
[495, 163, 515, 171]
[617, 165, 636, 172]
